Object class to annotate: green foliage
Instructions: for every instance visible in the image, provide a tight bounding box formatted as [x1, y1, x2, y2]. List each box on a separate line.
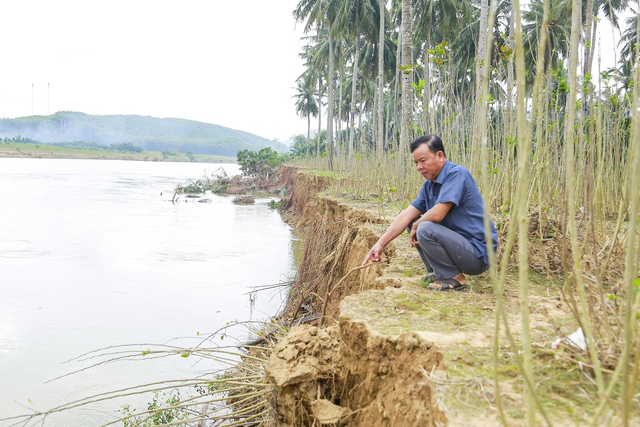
[237, 147, 290, 178]
[42, 139, 143, 153]
[397, 63, 413, 74]
[119, 390, 188, 427]
[428, 41, 450, 66]
[411, 79, 425, 98]
[111, 142, 144, 153]
[268, 199, 282, 210]
[2, 135, 38, 144]
[289, 132, 326, 157]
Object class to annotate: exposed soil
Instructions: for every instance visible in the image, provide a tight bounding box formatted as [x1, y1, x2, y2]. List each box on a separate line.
[267, 165, 639, 427]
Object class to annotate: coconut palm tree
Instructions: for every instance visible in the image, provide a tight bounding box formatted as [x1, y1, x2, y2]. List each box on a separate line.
[414, 0, 473, 129]
[522, 0, 572, 77]
[584, 0, 630, 74]
[334, 0, 379, 158]
[295, 0, 343, 169]
[294, 74, 319, 157]
[619, 13, 640, 65]
[299, 30, 328, 158]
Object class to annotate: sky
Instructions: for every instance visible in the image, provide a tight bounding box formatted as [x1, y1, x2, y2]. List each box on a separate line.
[0, 0, 310, 142]
[0, 1, 630, 143]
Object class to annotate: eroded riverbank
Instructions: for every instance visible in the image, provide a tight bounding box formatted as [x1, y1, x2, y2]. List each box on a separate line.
[267, 165, 639, 427]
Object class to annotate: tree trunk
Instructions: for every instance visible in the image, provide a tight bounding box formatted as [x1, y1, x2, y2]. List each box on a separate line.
[512, 0, 535, 422]
[393, 29, 401, 152]
[564, 0, 605, 397]
[477, 0, 489, 100]
[506, 7, 515, 139]
[583, 0, 594, 79]
[423, 10, 433, 132]
[317, 77, 322, 158]
[400, 0, 414, 161]
[327, 20, 335, 169]
[377, 0, 385, 155]
[306, 114, 311, 157]
[349, 30, 361, 160]
[338, 61, 343, 156]
[358, 83, 363, 151]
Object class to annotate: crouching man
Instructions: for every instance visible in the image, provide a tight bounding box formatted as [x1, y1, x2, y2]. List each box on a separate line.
[362, 135, 498, 291]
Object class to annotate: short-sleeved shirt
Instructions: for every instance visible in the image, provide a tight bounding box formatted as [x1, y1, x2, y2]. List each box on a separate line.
[411, 160, 498, 265]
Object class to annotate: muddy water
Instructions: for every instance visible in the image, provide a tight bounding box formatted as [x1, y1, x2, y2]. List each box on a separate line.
[0, 158, 295, 426]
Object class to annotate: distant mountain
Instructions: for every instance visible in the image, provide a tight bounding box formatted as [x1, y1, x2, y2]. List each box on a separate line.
[0, 112, 289, 156]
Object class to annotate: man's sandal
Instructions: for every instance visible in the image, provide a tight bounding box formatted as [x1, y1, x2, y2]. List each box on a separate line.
[428, 278, 468, 292]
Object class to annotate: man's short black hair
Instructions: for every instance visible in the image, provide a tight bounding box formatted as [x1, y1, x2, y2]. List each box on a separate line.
[410, 135, 446, 157]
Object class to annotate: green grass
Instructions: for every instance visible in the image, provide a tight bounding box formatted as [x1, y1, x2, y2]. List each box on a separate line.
[0, 142, 235, 163]
[304, 169, 344, 178]
[339, 268, 639, 425]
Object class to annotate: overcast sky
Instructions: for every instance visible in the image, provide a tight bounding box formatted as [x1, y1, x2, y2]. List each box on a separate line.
[0, 1, 627, 143]
[0, 0, 309, 142]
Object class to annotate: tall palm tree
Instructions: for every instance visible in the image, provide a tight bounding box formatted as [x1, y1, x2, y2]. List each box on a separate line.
[619, 13, 640, 65]
[414, 0, 473, 129]
[335, 0, 379, 158]
[345, 1, 396, 153]
[522, 0, 572, 78]
[295, 0, 342, 169]
[294, 74, 319, 157]
[299, 30, 329, 158]
[584, 0, 630, 74]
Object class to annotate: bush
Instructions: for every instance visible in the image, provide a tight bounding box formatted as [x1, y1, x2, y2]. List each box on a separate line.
[111, 142, 143, 153]
[236, 147, 289, 179]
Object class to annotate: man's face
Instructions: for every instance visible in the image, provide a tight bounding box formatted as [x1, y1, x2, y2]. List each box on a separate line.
[412, 144, 446, 181]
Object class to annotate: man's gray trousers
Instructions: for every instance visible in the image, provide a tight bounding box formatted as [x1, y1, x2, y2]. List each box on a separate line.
[415, 221, 489, 280]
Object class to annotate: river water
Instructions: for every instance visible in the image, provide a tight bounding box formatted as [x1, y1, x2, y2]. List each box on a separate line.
[0, 158, 295, 426]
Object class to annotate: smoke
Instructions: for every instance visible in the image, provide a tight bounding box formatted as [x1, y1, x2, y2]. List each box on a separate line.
[0, 112, 290, 155]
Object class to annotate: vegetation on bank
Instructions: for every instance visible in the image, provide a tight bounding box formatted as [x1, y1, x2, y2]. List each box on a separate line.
[0, 141, 235, 163]
[4, 0, 640, 424]
[0, 111, 289, 156]
[172, 148, 291, 203]
[286, 0, 640, 424]
[237, 147, 291, 179]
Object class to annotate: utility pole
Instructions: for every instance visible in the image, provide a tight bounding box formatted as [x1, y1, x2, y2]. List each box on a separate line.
[47, 83, 50, 115]
[31, 83, 34, 115]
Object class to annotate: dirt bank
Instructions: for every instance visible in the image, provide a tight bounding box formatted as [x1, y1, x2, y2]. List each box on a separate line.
[266, 165, 637, 427]
[267, 166, 449, 426]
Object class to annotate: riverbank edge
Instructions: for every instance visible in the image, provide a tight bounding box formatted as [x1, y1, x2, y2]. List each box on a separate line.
[266, 165, 639, 427]
[266, 165, 449, 426]
[0, 143, 235, 163]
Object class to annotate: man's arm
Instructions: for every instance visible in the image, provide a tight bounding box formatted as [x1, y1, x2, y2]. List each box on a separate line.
[362, 205, 422, 265]
[409, 202, 454, 245]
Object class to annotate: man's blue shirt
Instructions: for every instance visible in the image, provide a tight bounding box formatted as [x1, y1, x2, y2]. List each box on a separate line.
[411, 160, 498, 265]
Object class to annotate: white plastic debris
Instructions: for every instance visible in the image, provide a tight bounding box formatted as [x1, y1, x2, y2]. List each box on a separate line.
[551, 327, 587, 351]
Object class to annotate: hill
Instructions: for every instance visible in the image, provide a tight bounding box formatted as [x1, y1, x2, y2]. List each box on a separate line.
[0, 112, 289, 156]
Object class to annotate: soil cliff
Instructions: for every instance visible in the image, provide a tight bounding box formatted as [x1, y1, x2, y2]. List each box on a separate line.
[267, 166, 448, 426]
[266, 165, 636, 427]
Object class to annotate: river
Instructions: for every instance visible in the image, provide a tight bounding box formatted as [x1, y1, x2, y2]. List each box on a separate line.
[0, 158, 295, 426]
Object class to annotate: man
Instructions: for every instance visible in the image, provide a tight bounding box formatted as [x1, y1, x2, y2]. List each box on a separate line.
[362, 135, 498, 291]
